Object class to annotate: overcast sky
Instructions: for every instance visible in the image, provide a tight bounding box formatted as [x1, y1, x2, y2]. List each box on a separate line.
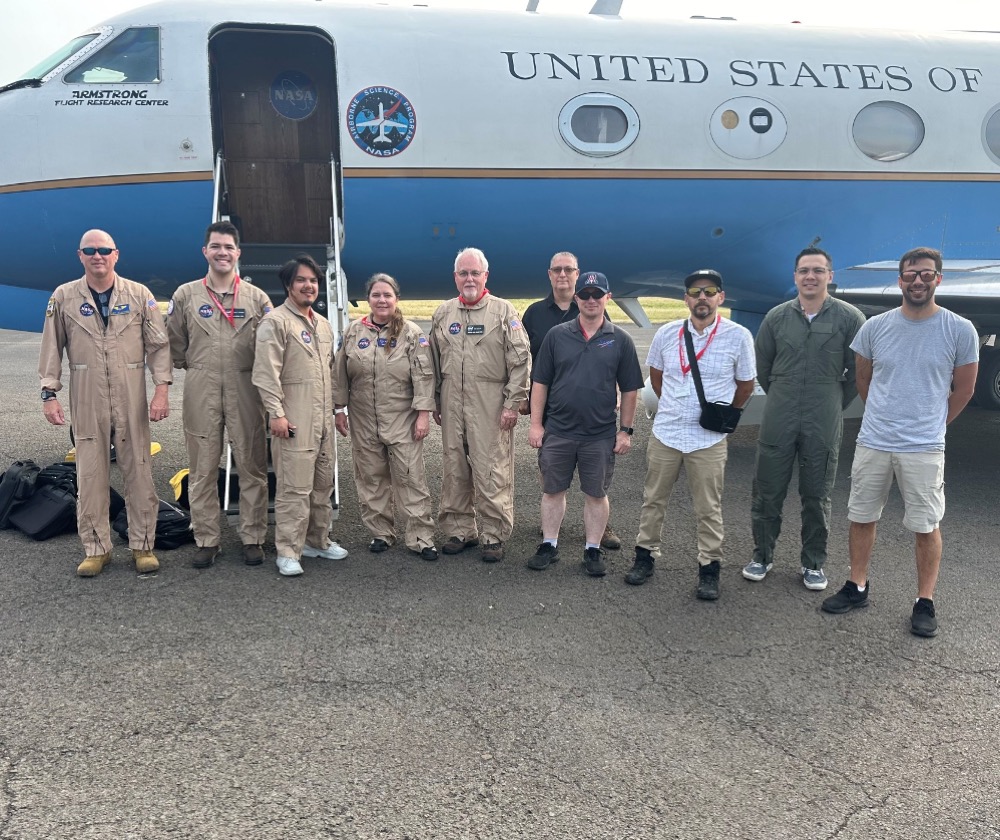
[1, 0, 996, 85]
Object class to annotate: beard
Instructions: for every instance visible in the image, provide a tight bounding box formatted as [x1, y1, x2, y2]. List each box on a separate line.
[902, 285, 935, 308]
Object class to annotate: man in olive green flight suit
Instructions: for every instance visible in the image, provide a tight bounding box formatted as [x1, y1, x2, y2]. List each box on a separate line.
[39, 229, 172, 577]
[167, 221, 273, 569]
[744, 246, 866, 591]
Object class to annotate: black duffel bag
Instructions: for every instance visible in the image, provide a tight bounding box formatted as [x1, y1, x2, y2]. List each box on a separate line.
[113, 498, 194, 550]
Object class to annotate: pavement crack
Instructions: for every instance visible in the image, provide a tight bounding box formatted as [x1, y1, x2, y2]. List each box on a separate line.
[824, 792, 892, 839]
[0, 741, 14, 837]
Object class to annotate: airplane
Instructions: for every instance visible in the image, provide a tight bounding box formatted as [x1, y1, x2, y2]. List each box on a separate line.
[3, 0, 1000, 409]
[354, 100, 411, 145]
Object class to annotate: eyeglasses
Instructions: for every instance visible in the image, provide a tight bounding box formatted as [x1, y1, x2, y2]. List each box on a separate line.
[576, 289, 606, 300]
[900, 270, 940, 283]
[80, 247, 116, 256]
[686, 286, 720, 297]
[549, 266, 579, 274]
[456, 270, 485, 279]
[795, 267, 830, 276]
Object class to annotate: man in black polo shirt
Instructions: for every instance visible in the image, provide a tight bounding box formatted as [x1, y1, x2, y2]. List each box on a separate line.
[522, 252, 623, 550]
[526, 271, 644, 576]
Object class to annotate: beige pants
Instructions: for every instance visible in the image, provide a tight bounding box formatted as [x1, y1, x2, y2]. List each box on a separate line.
[635, 435, 728, 566]
[271, 422, 334, 559]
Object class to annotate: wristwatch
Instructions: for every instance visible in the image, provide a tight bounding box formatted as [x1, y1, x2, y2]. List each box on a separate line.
[41, 389, 58, 402]
[619, 425, 634, 436]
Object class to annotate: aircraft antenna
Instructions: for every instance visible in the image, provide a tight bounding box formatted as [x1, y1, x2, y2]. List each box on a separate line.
[525, 0, 539, 10]
[590, 0, 623, 14]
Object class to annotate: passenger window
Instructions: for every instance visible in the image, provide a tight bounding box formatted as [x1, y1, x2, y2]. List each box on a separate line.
[559, 93, 639, 157]
[852, 101, 924, 162]
[983, 106, 1000, 165]
[65, 27, 161, 84]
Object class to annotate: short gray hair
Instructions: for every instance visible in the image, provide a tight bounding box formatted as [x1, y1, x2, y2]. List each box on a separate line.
[454, 247, 489, 273]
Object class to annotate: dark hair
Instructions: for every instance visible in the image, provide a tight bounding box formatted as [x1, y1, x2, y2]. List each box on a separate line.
[279, 254, 323, 290]
[794, 246, 832, 270]
[366, 273, 405, 350]
[204, 220, 240, 247]
[899, 247, 942, 276]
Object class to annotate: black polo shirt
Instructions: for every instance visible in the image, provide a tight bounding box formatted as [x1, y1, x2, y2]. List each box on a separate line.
[532, 318, 644, 441]
[522, 293, 579, 361]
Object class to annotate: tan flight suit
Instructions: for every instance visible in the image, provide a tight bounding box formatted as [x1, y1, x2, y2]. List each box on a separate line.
[38, 275, 171, 556]
[333, 317, 435, 550]
[167, 278, 272, 548]
[429, 294, 531, 544]
[252, 301, 335, 559]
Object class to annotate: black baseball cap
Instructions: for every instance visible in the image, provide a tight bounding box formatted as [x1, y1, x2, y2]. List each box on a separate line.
[684, 269, 723, 290]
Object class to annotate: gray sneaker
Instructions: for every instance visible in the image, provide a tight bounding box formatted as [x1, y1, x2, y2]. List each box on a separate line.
[802, 566, 828, 591]
[742, 558, 773, 582]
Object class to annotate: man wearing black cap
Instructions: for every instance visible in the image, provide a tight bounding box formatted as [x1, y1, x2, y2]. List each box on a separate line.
[625, 270, 755, 599]
[526, 271, 644, 577]
[744, 247, 865, 592]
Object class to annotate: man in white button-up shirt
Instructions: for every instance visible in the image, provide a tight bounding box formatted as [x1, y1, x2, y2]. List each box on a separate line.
[624, 270, 756, 600]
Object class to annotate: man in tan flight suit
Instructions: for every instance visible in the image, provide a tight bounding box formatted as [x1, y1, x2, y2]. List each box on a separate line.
[252, 254, 348, 576]
[39, 229, 171, 577]
[167, 221, 273, 569]
[430, 247, 531, 562]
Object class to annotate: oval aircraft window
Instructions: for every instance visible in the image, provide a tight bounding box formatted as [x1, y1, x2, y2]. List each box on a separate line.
[852, 101, 924, 162]
[709, 97, 787, 159]
[983, 106, 1000, 165]
[64, 27, 161, 84]
[559, 94, 639, 157]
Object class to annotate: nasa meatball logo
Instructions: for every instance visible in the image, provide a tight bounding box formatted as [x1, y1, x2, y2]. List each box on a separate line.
[301, 330, 312, 345]
[270, 71, 318, 121]
[79, 302, 95, 317]
[448, 322, 461, 335]
[358, 337, 371, 349]
[199, 304, 214, 318]
[346, 86, 416, 157]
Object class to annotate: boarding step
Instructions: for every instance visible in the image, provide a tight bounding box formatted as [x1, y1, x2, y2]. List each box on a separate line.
[238, 242, 331, 312]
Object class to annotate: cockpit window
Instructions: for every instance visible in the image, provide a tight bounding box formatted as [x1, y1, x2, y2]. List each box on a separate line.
[20, 34, 100, 81]
[65, 27, 161, 84]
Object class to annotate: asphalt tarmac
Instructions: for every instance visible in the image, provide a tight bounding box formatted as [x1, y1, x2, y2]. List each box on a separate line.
[1, 324, 998, 840]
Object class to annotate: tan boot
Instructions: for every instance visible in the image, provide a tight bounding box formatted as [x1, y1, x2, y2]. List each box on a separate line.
[132, 549, 160, 574]
[77, 552, 111, 577]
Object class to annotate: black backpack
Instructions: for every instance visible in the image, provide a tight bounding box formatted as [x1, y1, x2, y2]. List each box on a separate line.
[113, 498, 194, 550]
[0, 460, 41, 528]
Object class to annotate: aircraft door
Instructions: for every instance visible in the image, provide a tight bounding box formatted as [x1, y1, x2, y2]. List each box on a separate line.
[209, 27, 339, 245]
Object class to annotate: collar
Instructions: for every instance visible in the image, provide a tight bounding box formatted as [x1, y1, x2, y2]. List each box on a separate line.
[457, 288, 490, 308]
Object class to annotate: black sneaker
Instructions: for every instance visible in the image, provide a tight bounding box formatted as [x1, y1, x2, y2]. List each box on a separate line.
[192, 545, 220, 569]
[821, 580, 870, 614]
[418, 546, 438, 561]
[369, 538, 390, 553]
[910, 598, 938, 637]
[527, 542, 559, 571]
[583, 547, 606, 577]
[624, 547, 654, 586]
[696, 560, 720, 600]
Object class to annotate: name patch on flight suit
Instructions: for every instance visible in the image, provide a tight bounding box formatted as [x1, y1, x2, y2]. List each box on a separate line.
[79, 302, 95, 317]
[199, 304, 214, 318]
[110, 303, 131, 316]
[466, 324, 485, 336]
[358, 338, 371, 349]
[232, 309, 247, 319]
[301, 330, 312, 345]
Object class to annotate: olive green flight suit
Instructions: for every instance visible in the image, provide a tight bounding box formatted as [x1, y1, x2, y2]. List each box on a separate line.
[751, 296, 866, 569]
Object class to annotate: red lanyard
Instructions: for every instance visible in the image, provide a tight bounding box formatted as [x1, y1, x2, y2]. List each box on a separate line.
[458, 288, 490, 307]
[203, 275, 240, 328]
[678, 316, 720, 375]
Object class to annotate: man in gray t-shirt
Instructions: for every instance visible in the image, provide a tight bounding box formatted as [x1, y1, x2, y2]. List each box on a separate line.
[822, 247, 979, 638]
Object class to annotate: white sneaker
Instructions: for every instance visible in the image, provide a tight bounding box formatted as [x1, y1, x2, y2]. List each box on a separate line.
[302, 541, 349, 560]
[276, 556, 304, 576]
[802, 566, 829, 591]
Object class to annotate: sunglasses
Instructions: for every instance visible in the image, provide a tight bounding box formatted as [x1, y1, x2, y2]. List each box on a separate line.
[80, 247, 116, 256]
[686, 286, 720, 297]
[576, 289, 606, 300]
[549, 266, 579, 274]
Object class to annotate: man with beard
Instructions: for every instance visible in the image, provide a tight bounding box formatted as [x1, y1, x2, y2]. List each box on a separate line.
[822, 247, 978, 637]
[744, 247, 865, 591]
[624, 270, 755, 600]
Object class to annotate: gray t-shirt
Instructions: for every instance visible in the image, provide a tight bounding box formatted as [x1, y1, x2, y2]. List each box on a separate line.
[852, 307, 979, 452]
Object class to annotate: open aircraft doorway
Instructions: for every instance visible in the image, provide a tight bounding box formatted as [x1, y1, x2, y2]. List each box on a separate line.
[208, 26, 340, 306]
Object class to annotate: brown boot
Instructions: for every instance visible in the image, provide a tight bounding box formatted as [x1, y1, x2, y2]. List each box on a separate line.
[600, 524, 622, 550]
[132, 549, 160, 574]
[77, 553, 111, 577]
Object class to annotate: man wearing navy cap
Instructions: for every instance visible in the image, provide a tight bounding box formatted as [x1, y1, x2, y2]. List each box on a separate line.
[526, 271, 643, 577]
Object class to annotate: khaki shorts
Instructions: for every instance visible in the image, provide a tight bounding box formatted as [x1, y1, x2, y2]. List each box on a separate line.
[847, 445, 945, 533]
